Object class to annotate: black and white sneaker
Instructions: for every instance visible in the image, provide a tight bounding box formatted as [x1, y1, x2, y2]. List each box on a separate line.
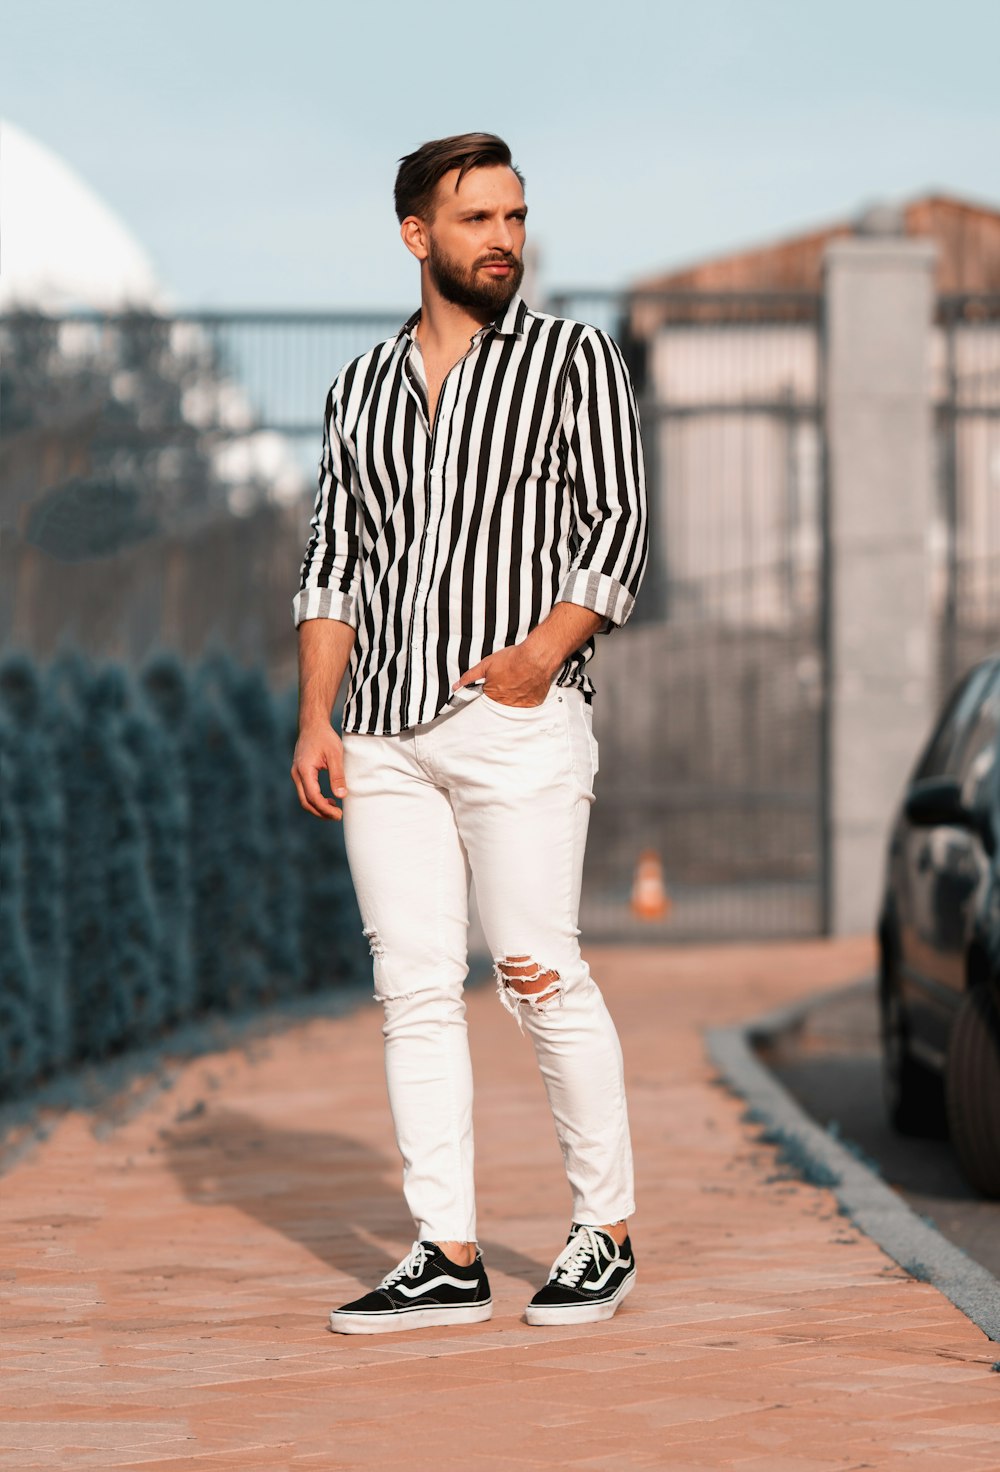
[329, 1240, 492, 1334]
[525, 1224, 636, 1325]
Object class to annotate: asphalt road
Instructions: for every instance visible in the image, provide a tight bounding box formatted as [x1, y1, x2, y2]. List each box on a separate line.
[759, 978, 1000, 1281]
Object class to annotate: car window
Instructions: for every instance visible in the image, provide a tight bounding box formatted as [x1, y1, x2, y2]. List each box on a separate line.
[914, 662, 999, 779]
[954, 675, 1000, 814]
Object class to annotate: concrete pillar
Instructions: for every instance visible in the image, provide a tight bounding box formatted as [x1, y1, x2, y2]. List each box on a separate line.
[823, 235, 937, 936]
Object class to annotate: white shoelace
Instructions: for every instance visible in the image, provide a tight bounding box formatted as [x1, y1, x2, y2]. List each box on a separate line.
[378, 1240, 431, 1289]
[547, 1225, 612, 1288]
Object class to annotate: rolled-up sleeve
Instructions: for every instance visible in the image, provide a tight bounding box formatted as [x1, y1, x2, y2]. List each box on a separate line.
[291, 377, 362, 629]
[558, 327, 648, 633]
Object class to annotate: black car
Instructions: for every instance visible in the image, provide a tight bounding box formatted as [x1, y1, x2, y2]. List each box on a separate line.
[878, 653, 1000, 1198]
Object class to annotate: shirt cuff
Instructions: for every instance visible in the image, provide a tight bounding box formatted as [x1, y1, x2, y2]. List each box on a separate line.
[557, 568, 635, 632]
[292, 585, 358, 629]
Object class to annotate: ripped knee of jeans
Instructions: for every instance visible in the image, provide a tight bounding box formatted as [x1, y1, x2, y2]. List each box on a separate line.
[363, 926, 386, 963]
[493, 955, 563, 1030]
[363, 926, 411, 1003]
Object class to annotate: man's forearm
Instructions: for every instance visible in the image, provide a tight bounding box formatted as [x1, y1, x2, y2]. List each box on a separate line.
[297, 617, 356, 731]
[522, 601, 606, 677]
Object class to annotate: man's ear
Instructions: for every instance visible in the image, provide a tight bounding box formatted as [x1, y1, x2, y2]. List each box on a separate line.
[400, 215, 429, 262]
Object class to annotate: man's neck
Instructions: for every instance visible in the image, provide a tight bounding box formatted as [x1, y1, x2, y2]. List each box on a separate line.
[414, 287, 495, 358]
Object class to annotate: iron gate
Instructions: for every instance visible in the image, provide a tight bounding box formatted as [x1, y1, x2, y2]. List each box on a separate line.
[936, 294, 1000, 701]
[548, 290, 829, 941]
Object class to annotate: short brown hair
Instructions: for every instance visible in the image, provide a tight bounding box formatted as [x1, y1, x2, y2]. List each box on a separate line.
[394, 133, 524, 223]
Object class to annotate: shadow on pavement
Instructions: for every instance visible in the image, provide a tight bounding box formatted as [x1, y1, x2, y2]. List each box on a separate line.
[161, 1104, 549, 1289]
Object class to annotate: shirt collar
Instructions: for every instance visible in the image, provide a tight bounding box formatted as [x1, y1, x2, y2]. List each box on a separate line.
[491, 294, 529, 337]
[397, 294, 528, 345]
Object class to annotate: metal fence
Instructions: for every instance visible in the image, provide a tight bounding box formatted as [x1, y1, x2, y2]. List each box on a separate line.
[550, 291, 829, 941]
[158, 310, 407, 440]
[0, 309, 407, 688]
[935, 295, 1000, 700]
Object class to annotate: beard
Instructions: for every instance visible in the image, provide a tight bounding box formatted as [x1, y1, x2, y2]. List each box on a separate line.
[426, 237, 524, 314]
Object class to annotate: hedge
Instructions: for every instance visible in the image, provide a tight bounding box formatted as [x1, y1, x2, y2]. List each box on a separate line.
[0, 649, 366, 1100]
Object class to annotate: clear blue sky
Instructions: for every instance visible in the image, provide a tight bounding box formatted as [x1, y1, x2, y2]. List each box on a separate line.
[4, 0, 998, 309]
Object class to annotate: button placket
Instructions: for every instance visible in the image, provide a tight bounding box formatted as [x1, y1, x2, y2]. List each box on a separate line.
[399, 329, 490, 725]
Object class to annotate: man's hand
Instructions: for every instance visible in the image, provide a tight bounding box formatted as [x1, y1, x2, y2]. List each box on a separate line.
[453, 641, 553, 708]
[291, 721, 349, 820]
[453, 604, 606, 708]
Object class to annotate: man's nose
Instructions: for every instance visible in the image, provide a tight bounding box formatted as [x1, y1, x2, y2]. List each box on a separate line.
[488, 218, 515, 253]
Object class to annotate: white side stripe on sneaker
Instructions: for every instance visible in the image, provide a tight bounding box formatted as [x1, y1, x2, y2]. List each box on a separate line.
[583, 1256, 633, 1292]
[395, 1274, 480, 1298]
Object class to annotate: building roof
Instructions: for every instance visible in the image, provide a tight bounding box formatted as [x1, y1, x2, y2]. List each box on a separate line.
[626, 194, 1000, 335]
[634, 194, 1000, 296]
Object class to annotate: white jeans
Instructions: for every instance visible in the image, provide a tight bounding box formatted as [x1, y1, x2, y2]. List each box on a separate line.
[341, 683, 636, 1244]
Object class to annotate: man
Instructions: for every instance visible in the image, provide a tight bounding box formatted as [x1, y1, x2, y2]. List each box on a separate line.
[290, 133, 647, 1334]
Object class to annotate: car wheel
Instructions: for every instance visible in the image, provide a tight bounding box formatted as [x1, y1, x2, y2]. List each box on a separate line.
[945, 984, 1000, 1199]
[880, 981, 947, 1136]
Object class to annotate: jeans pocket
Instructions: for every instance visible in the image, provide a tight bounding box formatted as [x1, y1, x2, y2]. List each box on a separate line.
[480, 688, 553, 720]
[583, 706, 597, 788]
[574, 700, 597, 780]
[557, 693, 596, 798]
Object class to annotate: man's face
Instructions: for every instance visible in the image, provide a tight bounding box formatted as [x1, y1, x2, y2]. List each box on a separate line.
[421, 165, 527, 314]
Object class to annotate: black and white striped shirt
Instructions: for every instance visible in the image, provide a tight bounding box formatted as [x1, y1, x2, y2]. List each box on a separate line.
[292, 294, 647, 735]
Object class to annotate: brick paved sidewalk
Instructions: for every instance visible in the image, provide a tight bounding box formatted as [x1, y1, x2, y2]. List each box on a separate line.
[3, 938, 998, 1471]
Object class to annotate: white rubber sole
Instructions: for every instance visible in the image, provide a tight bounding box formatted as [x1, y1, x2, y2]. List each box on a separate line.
[329, 1300, 493, 1335]
[524, 1270, 636, 1326]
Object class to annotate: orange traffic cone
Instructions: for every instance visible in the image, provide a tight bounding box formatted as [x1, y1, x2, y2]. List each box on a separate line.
[630, 848, 671, 921]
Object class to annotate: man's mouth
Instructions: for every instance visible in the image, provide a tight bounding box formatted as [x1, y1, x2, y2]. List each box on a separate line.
[479, 259, 513, 274]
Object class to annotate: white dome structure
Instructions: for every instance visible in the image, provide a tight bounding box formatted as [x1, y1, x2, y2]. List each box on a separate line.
[0, 119, 167, 312]
[0, 122, 306, 512]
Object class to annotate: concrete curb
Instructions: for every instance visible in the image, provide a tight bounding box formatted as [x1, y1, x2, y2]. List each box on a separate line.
[706, 987, 1000, 1345]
